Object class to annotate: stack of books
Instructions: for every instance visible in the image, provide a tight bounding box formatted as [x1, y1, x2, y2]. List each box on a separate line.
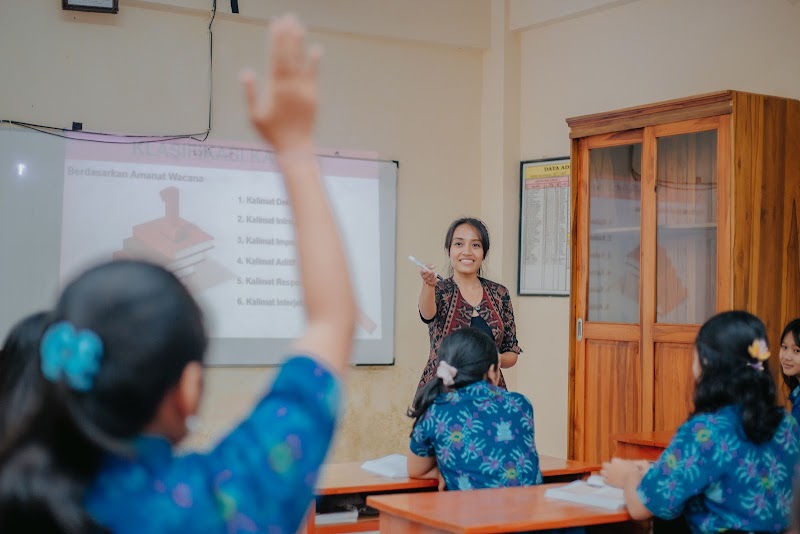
[113, 187, 214, 278]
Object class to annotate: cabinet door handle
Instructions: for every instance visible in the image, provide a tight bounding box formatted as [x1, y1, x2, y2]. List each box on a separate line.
[576, 318, 583, 341]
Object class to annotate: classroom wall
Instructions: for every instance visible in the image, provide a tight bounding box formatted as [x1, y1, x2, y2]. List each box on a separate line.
[512, 0, 800, 456]
[0, 0, 487, 460]
[4, 0, 800, 464]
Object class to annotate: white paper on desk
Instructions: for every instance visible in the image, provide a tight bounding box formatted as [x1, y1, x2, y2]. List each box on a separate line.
[314, 509, 359, 525]
[544, 478, 625, 510]
[360, 454, 408, 478]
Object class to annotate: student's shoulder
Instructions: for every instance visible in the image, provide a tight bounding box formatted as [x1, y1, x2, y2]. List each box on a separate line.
[504, 389, 531, 403]
[497, 388, 533, 411]
[674, 406, 739, 440]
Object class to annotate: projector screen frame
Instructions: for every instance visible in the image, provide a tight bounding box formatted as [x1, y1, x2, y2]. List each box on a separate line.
[0, 126, 398, 367]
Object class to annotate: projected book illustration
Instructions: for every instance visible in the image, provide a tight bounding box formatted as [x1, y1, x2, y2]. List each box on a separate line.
[113, 187, 215, 280]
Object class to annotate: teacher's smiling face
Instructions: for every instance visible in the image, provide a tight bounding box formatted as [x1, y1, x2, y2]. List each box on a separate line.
[448, 223, 485, 276]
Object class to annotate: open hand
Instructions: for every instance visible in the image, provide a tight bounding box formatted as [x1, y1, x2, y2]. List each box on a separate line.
[242, 15, 320, 153]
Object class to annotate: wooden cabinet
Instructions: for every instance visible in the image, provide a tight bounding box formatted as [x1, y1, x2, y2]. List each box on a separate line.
[566, 91, 800, 463]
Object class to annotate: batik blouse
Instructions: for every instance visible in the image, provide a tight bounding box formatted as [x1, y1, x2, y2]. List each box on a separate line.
[419, 277, 521, 389]
[85, 356, 340, 534]
[789, 385, 800, 422]
[637, 406, 800, 534]
[409, 380, 542, 490]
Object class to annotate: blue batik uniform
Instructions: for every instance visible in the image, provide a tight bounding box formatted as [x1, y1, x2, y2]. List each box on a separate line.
[789, 385, 800, 423]
[409, 381, 542, 490]
[637, 406, 800, 534]
[86, 356, 340, 534]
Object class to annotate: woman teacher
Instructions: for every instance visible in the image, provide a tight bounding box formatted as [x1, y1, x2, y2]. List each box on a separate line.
[417, 217, 522, 389]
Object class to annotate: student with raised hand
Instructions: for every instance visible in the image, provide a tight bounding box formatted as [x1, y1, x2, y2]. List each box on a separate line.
[779, 318, 800, 422]
[0, 311, 49, 438]
[602, 311, 800, 534]
[0, 14, 355, 534]
[407, 327, 542, 491]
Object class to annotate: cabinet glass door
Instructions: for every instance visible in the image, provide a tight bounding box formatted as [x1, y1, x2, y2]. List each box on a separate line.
[655, 130, 717, 324]
[588, 143, 642, 323]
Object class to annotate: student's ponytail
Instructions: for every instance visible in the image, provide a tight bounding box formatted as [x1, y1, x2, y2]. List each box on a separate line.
[693, 311, 784, 444]
[408, 328, 498, 431]
[0, 385, 107, 533]
[408, 376, 446, 425]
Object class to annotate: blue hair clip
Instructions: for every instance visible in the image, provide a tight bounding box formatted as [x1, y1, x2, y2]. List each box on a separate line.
[40, 321, 104, 392]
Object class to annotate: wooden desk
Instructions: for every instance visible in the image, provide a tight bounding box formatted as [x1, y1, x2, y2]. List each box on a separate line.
[539, 454, 599, 481]
[612, 431, 672, 461]
[307, 461, 438, 533]
[367, 483, 632, 533]
[306, 455, 599, 533]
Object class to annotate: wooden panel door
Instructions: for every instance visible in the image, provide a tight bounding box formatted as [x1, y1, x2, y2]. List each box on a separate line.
[571, 130, 644, 462]
[653, 341, 695, 432]
[583, 337, 641, 463]
[645, 116, 729, 432]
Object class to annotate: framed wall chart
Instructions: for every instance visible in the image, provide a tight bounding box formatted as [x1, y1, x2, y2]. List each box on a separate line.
[518, 157, 570, 296]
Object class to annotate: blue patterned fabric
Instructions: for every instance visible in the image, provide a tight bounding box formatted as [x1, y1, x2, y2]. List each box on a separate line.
[409, 380, 542, 490]
[637, 406, 800, 534]
[85, 356, 340, 534]
[789, 385, 800, 423]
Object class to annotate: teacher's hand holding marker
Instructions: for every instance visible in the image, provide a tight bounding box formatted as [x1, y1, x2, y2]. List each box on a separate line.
[409, 255, 443, 286]
[413, 217, 523, 391]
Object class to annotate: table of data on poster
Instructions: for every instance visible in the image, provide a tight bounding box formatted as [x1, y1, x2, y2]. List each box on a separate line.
[519, 159, 570, 295]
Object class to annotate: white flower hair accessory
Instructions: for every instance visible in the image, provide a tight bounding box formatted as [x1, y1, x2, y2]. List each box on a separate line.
[746, 338, 770, 372]
[436, 360, 457, 387]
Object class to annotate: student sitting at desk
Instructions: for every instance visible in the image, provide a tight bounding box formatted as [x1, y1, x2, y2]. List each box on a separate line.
[602, 311, 800, 534]
[406, 328, 542, 490]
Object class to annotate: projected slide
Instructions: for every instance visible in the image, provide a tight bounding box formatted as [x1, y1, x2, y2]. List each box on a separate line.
[49, 138, 395, 364]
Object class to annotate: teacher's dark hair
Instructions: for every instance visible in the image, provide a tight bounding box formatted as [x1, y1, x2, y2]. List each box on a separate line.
[692, 310, 783, 444]
[408, 327, 498, 431]
[443, 217, 490, 277]
[0, 260, 207, 534]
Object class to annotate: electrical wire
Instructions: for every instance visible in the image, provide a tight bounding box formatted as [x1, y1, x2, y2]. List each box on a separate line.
[0, 0, 217, 144]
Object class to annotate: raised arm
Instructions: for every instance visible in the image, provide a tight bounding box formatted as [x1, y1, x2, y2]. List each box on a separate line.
[242, 15, 356, 375]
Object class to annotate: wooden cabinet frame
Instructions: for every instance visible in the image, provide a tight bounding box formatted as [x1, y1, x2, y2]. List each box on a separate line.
[567, 91, 800, 462]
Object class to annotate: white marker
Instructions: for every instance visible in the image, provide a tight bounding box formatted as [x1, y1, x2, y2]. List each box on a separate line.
[408, 255, 444, 281]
